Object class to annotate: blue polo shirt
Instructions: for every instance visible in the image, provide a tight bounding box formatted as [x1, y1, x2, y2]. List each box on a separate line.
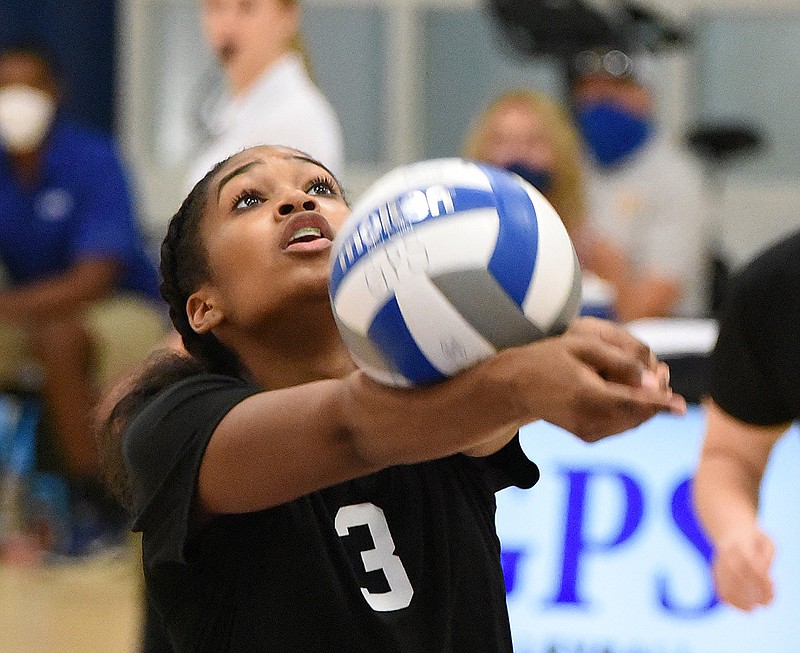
[0, 116, 161, 302]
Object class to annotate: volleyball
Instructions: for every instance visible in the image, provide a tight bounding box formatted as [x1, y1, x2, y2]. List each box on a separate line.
[328, 157, 582, 387]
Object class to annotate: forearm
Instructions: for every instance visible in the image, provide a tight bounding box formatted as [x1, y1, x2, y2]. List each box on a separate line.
[0, 258, 119, 323]
[341, 350, 524, 467]
[693, 451, 761, 546]
[693, 401, 786, 547]
[584, 238, 679, 321]
[613, 273, 680, 322]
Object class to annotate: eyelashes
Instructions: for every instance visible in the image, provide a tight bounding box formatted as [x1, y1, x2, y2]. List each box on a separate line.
[307, 175, 339, 196]
[231, 189, 265, 211]
[229, 175, 342, 212]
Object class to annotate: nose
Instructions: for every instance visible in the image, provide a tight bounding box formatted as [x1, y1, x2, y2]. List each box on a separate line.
[276, 192, 318, 218]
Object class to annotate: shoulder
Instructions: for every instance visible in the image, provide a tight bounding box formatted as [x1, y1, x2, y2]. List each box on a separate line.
[122, 372, 260, 510]
[125, 374, 258, 456]
[128, 373, 256, 429]
[731, 230, 800, 306]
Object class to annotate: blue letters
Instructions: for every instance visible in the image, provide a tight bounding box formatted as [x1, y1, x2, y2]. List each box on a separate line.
[549, 467, 644, 606]
[655, 477, 719, 615]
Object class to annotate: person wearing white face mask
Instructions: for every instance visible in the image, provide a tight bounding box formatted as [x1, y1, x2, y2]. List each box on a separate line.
[185, 0, 344, 189]
[0, 43, 169, 561]
[571, 48, 709, 322]
[0, 82, 56, 153]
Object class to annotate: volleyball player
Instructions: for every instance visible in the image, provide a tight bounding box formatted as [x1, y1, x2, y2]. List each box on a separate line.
[98, 144, 684, 651]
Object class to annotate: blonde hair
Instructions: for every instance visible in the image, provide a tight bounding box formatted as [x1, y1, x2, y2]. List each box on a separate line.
[463, 89, 587, 236]
[280, 0, 314, 79]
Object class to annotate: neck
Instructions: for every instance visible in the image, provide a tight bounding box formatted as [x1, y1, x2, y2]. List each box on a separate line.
[9, 149, 43, 186]
[228, 51, 289, 97]
[232, 302, 358, 390]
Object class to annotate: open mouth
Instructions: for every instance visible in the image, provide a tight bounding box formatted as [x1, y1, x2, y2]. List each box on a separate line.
[218, 43, 237, 64]
[288, 226, 324, 246]
[281, 213, 335, 251]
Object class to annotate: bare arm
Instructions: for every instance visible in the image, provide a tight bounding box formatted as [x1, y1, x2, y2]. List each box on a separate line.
[585, 238, 680, 321]
[198, 317, 685, 514]
[693, 398, 789, 611]
[0, 258, 119, 323]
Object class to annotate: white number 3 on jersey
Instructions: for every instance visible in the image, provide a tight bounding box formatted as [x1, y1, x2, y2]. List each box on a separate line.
[335, 502, 414, 612]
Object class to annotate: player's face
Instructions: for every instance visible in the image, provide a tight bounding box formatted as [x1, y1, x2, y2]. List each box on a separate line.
[198, 145, 349, 329]
[201, 0, 298, 94]
[480, 101, 555, 171]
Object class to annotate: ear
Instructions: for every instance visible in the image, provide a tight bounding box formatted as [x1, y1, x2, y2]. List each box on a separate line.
[186, 289, 224, 334]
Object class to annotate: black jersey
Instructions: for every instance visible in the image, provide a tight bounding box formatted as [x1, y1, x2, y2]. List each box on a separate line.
[124, 373, 540, 652]
[709, 229, 800, 425]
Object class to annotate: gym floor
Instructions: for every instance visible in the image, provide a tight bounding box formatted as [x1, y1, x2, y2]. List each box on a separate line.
[0, 537, 144, 653]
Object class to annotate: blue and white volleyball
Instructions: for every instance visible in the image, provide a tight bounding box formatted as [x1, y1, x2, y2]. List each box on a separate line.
[328, 158, 582, 387]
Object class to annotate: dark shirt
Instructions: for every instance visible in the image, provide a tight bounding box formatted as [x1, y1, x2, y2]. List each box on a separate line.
[0, 116, 160, 301]
[709, 229, 800, 425]
[124, 373, 540, 652]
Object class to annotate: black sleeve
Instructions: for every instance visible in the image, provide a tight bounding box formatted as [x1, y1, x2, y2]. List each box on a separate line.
[123, 373, 260, 565]
[478, 434, 540, 493]
[709, 232, 800, 425]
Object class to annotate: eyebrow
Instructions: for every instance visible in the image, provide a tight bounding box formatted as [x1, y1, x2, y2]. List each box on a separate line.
[288, 154, 337, 181]
[215, 153, 340, 203]
[216, 160, 262, 201]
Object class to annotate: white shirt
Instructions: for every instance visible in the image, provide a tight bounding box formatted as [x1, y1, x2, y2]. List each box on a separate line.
[187, 53, 344, 189]
[585, 135, 709, 318]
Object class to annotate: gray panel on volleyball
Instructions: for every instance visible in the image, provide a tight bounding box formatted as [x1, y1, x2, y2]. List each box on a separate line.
[551, 251, 583, 334]
[333, 316, 400, 376]
[431, 268, 545, 349]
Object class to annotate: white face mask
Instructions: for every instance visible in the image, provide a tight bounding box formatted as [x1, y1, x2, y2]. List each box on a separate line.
[0, 84, 56, 153]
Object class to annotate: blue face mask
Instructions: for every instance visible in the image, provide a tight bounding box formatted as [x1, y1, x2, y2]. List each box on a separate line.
[576, 102, 653, 168]
[504, 162, 553, 195]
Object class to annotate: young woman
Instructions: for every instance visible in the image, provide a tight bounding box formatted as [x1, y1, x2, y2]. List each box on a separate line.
[100, 144, 684, 652]
[463, 89, 588, 242]
[187, 0, 344, 188]
[463, 89, 616, 320]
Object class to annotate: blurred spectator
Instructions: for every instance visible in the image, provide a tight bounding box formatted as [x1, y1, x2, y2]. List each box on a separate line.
[464, 89, 588, 243]
[463, 88, 615, 319]
[572, 49, 709, 321]
[0, 43, 167, 559]
[693, 229, 800, 612]
[186, 0, 344, 188]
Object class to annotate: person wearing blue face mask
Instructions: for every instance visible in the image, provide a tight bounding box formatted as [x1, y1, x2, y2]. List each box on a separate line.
[572, 49, 709, 322]
[464, 88, 617, 320]
[463, 90, 590, 253]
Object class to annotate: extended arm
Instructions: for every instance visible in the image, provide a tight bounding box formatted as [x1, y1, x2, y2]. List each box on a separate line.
[693, 398, 788, 611]
[199, 317, 685, 514]
[585, 237, 680, 321]
[0, 258, 119, 324]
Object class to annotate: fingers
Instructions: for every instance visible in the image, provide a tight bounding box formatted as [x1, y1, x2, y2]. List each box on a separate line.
[713, 532, 776, 611]
[568, 317, 655, 370]
[567, 319, 681, 409]
[572, 380, 684, 442]
[518, 325, 685, 442]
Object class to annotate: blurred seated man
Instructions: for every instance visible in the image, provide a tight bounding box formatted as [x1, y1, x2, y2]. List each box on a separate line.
[0, 43, 167, 557]
[572, 48, 709, 322]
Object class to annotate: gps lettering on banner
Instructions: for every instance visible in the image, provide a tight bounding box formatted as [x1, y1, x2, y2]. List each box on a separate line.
[501, 467, 717, 616]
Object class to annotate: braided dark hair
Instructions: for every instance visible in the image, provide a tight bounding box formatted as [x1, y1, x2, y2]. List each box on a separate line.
[97, 156, 243, 510]
[159, 159, 244, 377]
